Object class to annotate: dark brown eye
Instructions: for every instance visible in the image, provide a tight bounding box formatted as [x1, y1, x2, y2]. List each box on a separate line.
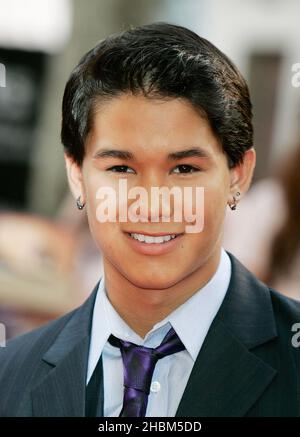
[106, 165, 135, 173]
[172, 165, 199, 174]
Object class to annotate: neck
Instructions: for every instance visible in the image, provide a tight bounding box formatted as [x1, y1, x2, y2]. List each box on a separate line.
[103, 248, 222, 338]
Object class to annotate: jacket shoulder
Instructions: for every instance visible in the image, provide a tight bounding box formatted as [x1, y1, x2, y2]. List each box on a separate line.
[269, 287, 300, 322]
[0, 283, 98, 416]
[0, 307, 77, 378]
[268, 288, 300, 365]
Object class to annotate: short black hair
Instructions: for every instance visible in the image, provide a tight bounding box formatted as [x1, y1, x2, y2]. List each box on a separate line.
[61, 22, 253, 167]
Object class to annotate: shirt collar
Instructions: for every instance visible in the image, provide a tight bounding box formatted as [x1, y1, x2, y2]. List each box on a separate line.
[87, 248, 231, 382]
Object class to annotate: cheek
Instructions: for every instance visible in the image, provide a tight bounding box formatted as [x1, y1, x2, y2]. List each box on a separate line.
[84, 169, 112, 207]
[87, 215, 120, 257]
[182, 189, 226, 264]
[182, 174, 228, 230]
[81, 170, 118, 249]
[83, 168, 121, 226]
[206, 185, 227, 221]
[193, 173, 229, 240]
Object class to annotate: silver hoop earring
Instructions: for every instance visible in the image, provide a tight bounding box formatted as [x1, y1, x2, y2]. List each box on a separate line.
[76, 196, 85, 210]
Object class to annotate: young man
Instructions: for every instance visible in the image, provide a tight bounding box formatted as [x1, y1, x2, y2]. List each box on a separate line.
[0, 22, 299, 417]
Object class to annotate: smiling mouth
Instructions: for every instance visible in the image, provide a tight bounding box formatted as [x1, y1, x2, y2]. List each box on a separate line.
[125, 232, 183, 244]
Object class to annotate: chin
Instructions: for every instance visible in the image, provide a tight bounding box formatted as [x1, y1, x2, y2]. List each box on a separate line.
[125, 272, 181, 290]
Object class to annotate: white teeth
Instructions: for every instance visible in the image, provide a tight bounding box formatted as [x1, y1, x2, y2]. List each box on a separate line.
[129, 233, 177, 243]
[145, 236, 154, 243]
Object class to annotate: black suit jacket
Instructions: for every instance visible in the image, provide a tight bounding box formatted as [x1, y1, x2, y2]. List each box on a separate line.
[0, 252, 300, 417]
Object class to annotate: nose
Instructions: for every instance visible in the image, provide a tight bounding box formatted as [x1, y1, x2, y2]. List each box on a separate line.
[129, 170, 176, 223]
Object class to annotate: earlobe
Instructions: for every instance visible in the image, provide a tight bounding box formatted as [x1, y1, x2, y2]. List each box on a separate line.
[227, 148, 256, 210]
[64, 153, 85, 203]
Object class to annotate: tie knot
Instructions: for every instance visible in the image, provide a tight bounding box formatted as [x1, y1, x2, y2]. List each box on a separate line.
[108, 327, 185, 394]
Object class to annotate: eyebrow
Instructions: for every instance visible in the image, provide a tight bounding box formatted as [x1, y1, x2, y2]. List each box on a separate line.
[93, 147, 211, 161]
[168, 148, 211, 160]
[93, 149, 134, 160]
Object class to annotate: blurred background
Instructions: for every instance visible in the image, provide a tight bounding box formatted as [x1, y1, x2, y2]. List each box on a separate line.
[0, 0, 300, 339]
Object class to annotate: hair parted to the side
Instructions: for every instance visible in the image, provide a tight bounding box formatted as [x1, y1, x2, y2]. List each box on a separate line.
[61, 22, 253, 167]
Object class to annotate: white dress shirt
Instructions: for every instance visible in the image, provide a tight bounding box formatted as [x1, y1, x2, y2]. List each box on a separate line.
[87, 248, 231, 417]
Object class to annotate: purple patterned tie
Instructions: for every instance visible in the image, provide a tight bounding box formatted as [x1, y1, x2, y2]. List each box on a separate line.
[108, 326, 185, 417]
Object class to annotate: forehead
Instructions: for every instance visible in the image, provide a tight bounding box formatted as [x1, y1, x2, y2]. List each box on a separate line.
[86, 93, 221, 157]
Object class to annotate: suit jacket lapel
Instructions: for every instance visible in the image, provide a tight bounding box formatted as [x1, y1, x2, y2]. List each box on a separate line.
[176, 252, 278, 417]
[30, 283, 100, 417]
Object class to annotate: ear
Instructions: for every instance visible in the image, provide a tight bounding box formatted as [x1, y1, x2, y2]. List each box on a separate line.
[228, 148, 256, 204]
[64, 153, 85, 202]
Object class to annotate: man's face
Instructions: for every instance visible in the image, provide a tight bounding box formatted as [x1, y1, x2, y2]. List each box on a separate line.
[77, 94, 234, 289]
